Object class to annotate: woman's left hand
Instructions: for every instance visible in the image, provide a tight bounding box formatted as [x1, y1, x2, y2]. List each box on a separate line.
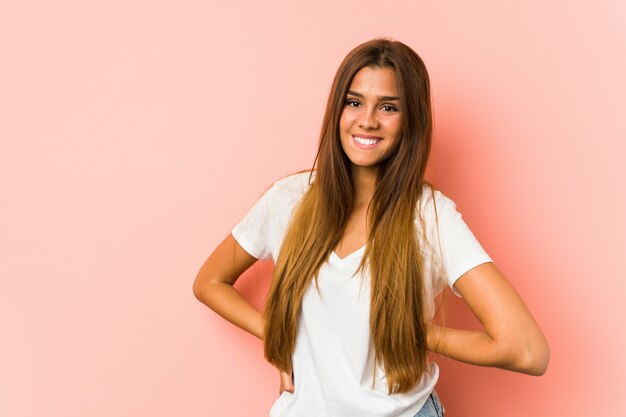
[279, 368, 295, 394]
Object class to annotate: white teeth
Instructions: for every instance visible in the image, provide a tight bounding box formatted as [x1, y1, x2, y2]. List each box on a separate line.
[353, 136, 382, 145]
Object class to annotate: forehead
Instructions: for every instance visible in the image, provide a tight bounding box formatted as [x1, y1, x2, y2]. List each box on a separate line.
[348, 66, 399, 96]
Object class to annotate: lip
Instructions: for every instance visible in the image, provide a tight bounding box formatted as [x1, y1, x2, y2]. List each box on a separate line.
[352, 133, 383, 140]
[351, 134, 383, 149]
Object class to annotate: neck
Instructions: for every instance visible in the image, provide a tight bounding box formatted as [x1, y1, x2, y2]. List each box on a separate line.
[351, 165, 378, 206]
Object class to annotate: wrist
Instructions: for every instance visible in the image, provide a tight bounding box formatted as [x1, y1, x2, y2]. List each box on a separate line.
[257, 313, 267, 340]
[427, 324, 442, 353]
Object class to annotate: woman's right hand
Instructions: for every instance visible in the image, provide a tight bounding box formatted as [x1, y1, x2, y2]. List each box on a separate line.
[279, 369, 295, 394]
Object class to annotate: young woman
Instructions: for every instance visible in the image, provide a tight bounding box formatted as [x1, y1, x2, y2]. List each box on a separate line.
[193, 38, 550, 417]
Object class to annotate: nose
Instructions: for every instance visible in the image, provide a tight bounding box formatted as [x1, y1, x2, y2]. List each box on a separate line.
[358, 106, 379, 129]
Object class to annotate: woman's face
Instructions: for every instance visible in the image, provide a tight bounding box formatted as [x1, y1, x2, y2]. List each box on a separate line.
[339, 66, 402, 174]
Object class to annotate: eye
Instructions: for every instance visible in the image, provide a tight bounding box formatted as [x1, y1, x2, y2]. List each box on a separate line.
[381, 104, 398, 112]
[345, 98, 361, 107]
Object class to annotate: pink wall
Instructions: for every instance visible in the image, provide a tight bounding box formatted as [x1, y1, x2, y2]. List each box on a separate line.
[1, 1, 624, 416]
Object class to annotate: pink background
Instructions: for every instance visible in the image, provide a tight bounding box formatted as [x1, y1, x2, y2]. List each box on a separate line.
[1, 1, 624, 416]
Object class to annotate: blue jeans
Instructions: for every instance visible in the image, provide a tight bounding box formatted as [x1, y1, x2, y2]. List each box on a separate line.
[413, 390, 445, 417]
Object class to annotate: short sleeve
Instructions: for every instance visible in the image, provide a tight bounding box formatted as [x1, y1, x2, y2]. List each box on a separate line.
[432, 190, 493, 298]
[230, 182, 277, 261]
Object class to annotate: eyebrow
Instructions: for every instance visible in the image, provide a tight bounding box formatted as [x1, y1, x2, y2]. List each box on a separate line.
[347, 90, 400, 101]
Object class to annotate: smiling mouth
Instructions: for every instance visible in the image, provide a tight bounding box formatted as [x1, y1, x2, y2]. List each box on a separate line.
[352, 135, 383, 146]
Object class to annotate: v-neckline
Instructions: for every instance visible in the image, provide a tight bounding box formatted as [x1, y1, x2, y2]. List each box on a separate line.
[329, 244, 366, 267]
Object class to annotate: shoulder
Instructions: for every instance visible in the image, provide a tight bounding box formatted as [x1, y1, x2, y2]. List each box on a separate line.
[274, 169, 315, 189]
[268, 169, 315, 200]
[253, 169, 314, 213]
[418, 182, 457, 220]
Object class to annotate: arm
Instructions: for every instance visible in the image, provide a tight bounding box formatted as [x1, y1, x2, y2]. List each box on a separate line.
[193, 233, 296, 393]
[193, 178, 297, 392]
[427, 262, 550, 376]
[192, 233, 265, 340]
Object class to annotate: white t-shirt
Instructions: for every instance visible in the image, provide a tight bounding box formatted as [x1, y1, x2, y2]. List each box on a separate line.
[231, 171, 493, 417]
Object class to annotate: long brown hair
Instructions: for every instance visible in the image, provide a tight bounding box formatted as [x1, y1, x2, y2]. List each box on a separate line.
[263, 37, 443, 394]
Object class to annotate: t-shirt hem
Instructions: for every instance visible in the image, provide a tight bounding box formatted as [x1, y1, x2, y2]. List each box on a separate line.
[448, 257, 494, 297]
[231, 226, 266, 260]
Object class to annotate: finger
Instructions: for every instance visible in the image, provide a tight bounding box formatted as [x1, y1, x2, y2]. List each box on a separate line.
[281, 371, 294, 391]
[278, 374, 284, 395]
[280, 370, 295, 393]
[278, 371, 287, 394]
